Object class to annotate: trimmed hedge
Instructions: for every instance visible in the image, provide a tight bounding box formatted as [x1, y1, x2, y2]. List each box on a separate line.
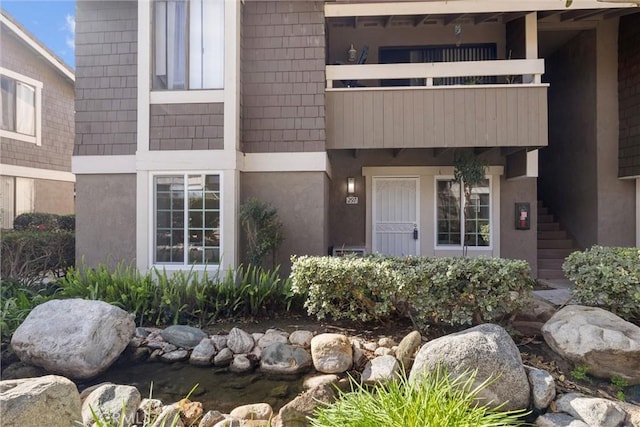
[563, 246, 640, 322]
[0, 230, 75, 284]
[290, 255, 533, 327]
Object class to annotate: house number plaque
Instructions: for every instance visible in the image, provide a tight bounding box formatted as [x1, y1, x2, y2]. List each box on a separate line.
[346, 196, 359, 205]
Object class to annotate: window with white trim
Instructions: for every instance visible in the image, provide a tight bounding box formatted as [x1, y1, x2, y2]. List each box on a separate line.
[152, 0, 225, 90]
[0, 69, 41, 145]
[436, 178, 490, 247]
[154, 173, 221, 265]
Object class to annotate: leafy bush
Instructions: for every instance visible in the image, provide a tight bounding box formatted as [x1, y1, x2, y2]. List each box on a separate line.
[57, 214, 76, 231]
[290, 255, 533, 326]
[1, 230, 75, 285]
[12, 212, 76, 231]
[239, 198, 284, 269]
[0, 280, 59, 341]
[58, 263, 298, 326]
[310, 368, 528, 427]
[563, 246, 640, 322]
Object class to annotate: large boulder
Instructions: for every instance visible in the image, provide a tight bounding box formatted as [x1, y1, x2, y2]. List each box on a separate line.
[260, 343, 312, 375]
[409, 323, 530, 411]
[227, 328, 255, 354]
[81, 384, 141, 427]
[555, 393, 627, 427]
[542, 305, 640, 384]
[11, 299, 135, 380]
[310, 334, 352, 374]
[0, 375, 82, 427]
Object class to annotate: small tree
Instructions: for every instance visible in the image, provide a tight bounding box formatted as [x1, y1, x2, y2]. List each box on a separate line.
[454, 149, 488, 256]
[239, 198, 284, 269]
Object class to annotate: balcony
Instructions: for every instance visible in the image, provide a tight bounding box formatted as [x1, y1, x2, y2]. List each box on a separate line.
[325, 59, 549, 150]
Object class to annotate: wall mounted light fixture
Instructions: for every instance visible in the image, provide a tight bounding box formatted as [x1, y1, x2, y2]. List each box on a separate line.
[347, 177, 355, 194]
[348, 44, 357, 62]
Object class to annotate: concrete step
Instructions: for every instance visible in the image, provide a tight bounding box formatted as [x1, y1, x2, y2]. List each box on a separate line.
[538, 214, 555, 224]
[538, 248, 574, 259]
[538, 222, 560, 231]
[538, 239, 574, 249]
[538, 258, 565, 270]
[537, 269, 568, 280]
[538, 230, 568, 240]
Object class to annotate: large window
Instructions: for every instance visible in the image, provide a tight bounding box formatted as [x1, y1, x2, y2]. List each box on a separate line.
[153, 0, 225, 90]
[0, 69, 40, 144]
[436, 178, 490, 247]
[154, 174, 221, 265]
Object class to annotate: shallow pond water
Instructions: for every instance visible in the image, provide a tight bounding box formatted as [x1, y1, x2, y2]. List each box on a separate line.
[77, 361, 305, 414]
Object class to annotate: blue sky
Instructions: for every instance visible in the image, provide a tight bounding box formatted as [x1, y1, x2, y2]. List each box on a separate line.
[1, 0, 75, 68]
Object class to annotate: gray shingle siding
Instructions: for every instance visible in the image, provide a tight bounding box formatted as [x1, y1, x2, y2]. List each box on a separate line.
[0, 30, 74, 172]
[74, 0, 137, 156]
[150, 103, 224, 150]
[619, 12, 640, 178]
[241, 1, 326, 153]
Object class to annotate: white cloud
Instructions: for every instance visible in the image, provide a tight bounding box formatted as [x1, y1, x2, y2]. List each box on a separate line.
[64, 14, 75, 50]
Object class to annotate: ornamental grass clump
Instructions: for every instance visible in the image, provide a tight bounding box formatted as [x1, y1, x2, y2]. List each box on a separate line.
[310, 368, 529, 427]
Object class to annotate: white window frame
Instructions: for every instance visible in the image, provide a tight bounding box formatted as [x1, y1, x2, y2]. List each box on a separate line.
[151, 0, 225, 92]
[0, 67, 42, 146]
[434, 175, 493, 251]
[149, 170, 223, 269]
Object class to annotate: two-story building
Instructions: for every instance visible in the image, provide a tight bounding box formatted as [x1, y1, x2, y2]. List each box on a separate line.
[1, 11, 75, 228]
[72, 0, 640, 278]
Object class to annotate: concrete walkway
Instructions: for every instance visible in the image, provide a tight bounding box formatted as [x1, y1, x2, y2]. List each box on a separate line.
[533, 279, 574, 306]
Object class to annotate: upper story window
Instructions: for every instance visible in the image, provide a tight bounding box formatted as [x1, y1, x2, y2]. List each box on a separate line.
[153, 0, 225, 90]
[0, 68, 42, 145]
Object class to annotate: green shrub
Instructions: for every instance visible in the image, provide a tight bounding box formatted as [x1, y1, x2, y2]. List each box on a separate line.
[57, 214, 76, 231]
[563, 246, 640, 322]
[310, 368, 528, 427]
[1, 230, 75, 285]
[11, 212, 76, 231]
[0, 280, 59, 341]
[290, 255, 533, 326]
[239, 198, 284, 269]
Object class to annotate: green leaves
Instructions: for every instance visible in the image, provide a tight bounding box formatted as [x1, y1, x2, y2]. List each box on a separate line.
[239, 198, 284, 269]
[563, 246, 640, 322]
[290, 255, 533, 327]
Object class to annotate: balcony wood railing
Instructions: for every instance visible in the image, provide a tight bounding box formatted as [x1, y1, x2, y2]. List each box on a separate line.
[325, 59, 545, 89]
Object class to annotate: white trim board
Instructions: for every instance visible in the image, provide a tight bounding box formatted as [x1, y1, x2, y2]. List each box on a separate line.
[241, 152, 331, 175]
[1, 163, 75, 182]
[0, 13, 74, 82]
[150, 90, 225, 104]
[72, 155, 136, 174]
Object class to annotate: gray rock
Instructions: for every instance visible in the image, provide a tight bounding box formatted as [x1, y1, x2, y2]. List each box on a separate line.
[229, 355, 253, 373]
[0, 361, 49, 380]
[199, 410, 225, 427]
[542, 305, 640, 384]
[252, 333, 265, 342]
[303, 374, 339, 391]
[535, 413, 589, 427]
[378, 337, 395, 348]
[409, 323, 530, 411]
[374, 347, 394, 357]
[260, 343, 312, 375]
[258, 331, 289, 350]
[395, 331, 421, 370]
[229, 403, 273, 420]
[160, 325, 207, 349]
[11, 299, 135, 380]
[190, 338, 217, 366]
[135, 327, 151, 338]
[555, 393, 626, 427]
[227, 328, 255, 354]
[211, 335, 227, 352]
[310, 334, 353, 374]
[516, 295, 558, 323]
[150, 402, 183, 427]
[213, 348, 234, 367]
[619, 401, 640, 427]
[362, 355, 400, 384]
[138, 398, 163, 423]
[81, 383, 141, 427]
[289, 330, 314, 348]
[352, 346, 368, 371]
[525, 366, 556, 410]
[0, 375, 82, 427]
[160, 349, 189, 363]
[276, 384, 336, 427]
[363, 342, 378, 352]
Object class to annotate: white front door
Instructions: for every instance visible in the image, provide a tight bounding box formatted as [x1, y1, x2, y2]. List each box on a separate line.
[372, 177, 419, 256]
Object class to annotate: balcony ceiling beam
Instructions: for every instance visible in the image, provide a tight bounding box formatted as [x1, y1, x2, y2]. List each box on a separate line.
[473, 13, 502, 24]
[413, 14, 431, 27]
[384, 15, 394, 27]
[325, 1, 638, 18]
[560, 9, 605, 20]
[503, 12, 530, 23]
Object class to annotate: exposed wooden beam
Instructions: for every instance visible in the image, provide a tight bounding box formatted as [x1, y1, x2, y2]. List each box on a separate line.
[392, 149, 403, 158]
[537, 10, 563, 19]
[501, 147, 526, 157]
[353, 16, 358, 28]
[443, 14, 463, 25]
[502, 11, 529, 23]
[384, 15, 394, 27]
[351, 149, 359, 159]
[474, 13, 501, 24]
[474, 147, 494, 155]
[433, 148, 449, 157]
[602, 7, 640, 18]
[559, 9, 604, 20]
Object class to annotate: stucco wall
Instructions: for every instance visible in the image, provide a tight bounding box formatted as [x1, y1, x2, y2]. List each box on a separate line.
[619, 12, 640, 178]
[0, 28, 74, 172]
[34, 179, 74, 215]
[150, 103, 224, 150]
[540, 30, 598, 249]
[500, 177, 537, 277]
[240, 171, 329, 274]
[74, 1, 137, 156]
[76, 174, 136, 268]
[241, 1, 326, 153]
